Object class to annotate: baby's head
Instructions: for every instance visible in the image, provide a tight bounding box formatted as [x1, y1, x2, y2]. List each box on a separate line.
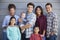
[33, 26, 39, 34]
[20, 12, 26, 19]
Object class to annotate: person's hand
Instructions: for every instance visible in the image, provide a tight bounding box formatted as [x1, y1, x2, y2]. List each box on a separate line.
[18, 18, 23, 23]
[41, 34, 44, 37]
[50, 32, 55, 36]
[3, 26, 8, 29]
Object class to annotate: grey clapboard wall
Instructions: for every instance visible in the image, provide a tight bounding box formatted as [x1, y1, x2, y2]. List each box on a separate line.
[0, 0, 60, 40]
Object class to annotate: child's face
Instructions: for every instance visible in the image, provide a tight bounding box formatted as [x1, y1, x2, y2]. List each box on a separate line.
[21, 13, 26, 18]
[34, 27, 39, 33]
[11, 18, 16, 25]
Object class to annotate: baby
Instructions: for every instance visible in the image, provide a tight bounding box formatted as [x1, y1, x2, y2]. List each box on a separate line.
[19, 12, 26, 33]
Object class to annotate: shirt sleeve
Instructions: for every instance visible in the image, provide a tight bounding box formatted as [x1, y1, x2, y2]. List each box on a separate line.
[2, 16, 7, 28]
[23, 19, 27, 22]
[52, 14, 58, 35]
[17, 27, 21, 40]
[16, 16, 20, 25]
[27, 14, 36, 27]
[7, 27, 12, 40]
[30, 34, 34, 40]
[43, 16, 47, 31]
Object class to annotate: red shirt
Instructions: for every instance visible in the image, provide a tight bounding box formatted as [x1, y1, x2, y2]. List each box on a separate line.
[35, 15, 47, 34]
[30, 34, 42, 40]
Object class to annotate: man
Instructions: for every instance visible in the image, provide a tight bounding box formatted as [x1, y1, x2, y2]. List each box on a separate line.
[45, 3, 58, 40]
[20, 2, 36, 40]
[2, 4, 19, 40]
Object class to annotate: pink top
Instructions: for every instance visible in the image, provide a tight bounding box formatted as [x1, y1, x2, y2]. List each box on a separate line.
[30, 34, 42, 40]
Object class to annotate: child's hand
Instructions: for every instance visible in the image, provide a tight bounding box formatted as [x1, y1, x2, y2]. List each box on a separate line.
[41, 35, 44, 37]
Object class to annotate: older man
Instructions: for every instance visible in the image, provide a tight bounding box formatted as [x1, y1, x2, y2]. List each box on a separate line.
[45, 3, 58, 40]
[2, 4, 19, 40]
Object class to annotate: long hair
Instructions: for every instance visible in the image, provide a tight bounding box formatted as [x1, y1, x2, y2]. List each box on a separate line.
[9, 16, 16, 25]
[35, 6, 43, 16]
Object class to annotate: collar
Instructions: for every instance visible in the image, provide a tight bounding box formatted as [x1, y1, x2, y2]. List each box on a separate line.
[47, 12, 53, 16]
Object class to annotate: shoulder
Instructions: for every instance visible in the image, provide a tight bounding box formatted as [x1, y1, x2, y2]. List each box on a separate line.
[4, 15, 10, 18]
[14, 15, 19, 18]
[32, 13, 36, 16]
[42, 15, 46, 18]
[39, 34, 41, 37]
[41, 15, 47, 20]
[15, 15, 19, 17]
[38, 34, 42, 38]
[52, 12, 57, 18]
[7, 26, 11, 29]
[14, 25, 19, 28]
[14, 25, 18, 27]
[31, 13, 36, 18]
[31, 34, 35, 37]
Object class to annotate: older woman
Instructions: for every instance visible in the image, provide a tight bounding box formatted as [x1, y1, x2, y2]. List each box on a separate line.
[35, 6, 47, 40]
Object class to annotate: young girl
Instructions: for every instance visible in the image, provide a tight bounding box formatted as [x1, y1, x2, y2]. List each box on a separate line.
[30, 27, 42, 40]
[7, 17, 21, 40]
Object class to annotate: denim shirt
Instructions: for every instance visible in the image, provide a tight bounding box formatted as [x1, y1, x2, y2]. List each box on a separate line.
[25, 12, 36, 38]
[2, 15, 19, 32]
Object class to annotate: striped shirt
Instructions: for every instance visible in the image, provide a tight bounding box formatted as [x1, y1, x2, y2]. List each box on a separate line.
[25, 12, 36, 38]
[46, 12, 58, 37]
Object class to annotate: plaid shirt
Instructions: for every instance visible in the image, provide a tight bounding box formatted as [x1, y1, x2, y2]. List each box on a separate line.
[25, 12, 36, 38]
[46, 12, 58, 37]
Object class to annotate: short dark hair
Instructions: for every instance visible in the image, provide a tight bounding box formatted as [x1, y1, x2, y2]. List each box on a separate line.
[27, 2, 35, 8]
[33, 26, 39, 30]
[8, 4, 16, 11]
[45, 3, 52, 7]
[9, 16, 16, 25]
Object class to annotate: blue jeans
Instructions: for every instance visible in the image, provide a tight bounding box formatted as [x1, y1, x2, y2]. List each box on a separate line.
[2, 32, 8, 40]
[49, 34, 57, 40]
[42, 36, 46, 40]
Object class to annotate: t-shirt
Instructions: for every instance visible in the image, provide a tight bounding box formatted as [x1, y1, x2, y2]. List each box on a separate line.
[7, 25, 21, 40]
[30, 34, 42, 40]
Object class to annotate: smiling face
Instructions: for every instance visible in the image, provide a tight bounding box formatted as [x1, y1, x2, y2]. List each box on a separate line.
[34, 27, 39, 33]
[9, 8, 15, 16]
[21, 13, 26, 19]
[46, 5, 52, 13]
[27, 5, 33, 13]
[36, 8, 42, 15]
[10, 18, 16, 25]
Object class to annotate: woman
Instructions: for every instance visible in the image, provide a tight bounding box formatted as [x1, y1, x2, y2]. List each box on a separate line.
[35, 6, 47, 40]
